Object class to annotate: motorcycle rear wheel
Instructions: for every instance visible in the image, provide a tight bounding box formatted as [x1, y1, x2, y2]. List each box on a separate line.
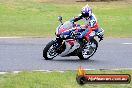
[78, 39, 98, 60]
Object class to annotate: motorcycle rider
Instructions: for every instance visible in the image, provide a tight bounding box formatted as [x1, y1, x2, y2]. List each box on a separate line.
[70, 4, 103, 41]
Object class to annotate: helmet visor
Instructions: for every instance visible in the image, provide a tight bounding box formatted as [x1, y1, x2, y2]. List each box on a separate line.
[82, 12, 89, 17]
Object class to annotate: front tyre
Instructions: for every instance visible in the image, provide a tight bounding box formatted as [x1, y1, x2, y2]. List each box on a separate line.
[43, 41, 58, 60]
[78, 39, 98, 60]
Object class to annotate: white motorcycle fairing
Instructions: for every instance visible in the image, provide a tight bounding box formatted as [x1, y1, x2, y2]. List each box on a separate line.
[59, 39, 80, 57]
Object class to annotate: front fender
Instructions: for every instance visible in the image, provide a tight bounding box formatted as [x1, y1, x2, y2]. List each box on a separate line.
[52, 38, 57, 42]
[51, 37, 66, 54]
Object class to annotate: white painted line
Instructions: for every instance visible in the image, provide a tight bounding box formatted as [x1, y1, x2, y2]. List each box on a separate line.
[33, 70, 52, 72]
[122, 43, 132, 45]
[0, 72, 7, 74]
[0, 68, 132, 75]
[84, 69, 96, 70]
[57, 71, 65, 73]
[13, 71, 21, 74]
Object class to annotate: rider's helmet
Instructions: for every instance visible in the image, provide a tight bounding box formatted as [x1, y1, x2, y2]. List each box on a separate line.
[81, 4, 92, 18]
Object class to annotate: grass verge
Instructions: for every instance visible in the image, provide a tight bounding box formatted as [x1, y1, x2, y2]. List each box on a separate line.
[0, 70, 132, 88]
[0, 0, 132, 37]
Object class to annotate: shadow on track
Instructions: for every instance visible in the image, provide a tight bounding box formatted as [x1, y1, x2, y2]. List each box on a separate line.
[42, 56, 101, 64]
[51, 58, 99, 63]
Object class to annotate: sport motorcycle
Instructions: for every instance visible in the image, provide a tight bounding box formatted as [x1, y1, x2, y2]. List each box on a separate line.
[43, 16, 104, 60]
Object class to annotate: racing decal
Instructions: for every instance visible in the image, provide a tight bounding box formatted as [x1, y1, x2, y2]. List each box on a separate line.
[66, 39, 75, 45]
[59, 27, 70, 34]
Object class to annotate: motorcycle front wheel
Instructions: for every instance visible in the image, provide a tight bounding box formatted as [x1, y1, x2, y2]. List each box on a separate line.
[43, 41, 59, 60]
[78, 39, 98, 60]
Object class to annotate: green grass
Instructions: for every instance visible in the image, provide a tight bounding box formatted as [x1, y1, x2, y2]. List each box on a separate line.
[0, 0, 132, 37]
[0, 70, 132, 88]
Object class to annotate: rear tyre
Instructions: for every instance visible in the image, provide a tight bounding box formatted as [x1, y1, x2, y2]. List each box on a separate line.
[43, 41, 58, 60]
[78, 39, 98, 60]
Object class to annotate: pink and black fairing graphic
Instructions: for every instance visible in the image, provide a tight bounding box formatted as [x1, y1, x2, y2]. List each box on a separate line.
[56, 26, 73, 37]
[55, 21, 75, 38]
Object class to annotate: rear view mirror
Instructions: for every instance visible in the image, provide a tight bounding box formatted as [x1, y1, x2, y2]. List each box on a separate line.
[58, 16, 62, 21]
[58, 16, 63, 24]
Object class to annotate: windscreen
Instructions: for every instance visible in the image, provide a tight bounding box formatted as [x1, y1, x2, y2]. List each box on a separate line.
[61, 21, 73, 29]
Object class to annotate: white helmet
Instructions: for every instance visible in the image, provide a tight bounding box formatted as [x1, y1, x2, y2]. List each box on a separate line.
[81, 4, 92, 17]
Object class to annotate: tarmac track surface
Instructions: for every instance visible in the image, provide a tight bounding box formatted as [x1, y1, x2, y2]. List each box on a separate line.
[0, 38, 132, 71]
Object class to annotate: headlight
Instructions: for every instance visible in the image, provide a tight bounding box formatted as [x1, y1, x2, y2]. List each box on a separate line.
[60, 35, 69, 38]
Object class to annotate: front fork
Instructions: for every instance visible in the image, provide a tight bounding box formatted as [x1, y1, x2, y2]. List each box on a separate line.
[52, 38, 65, 54]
